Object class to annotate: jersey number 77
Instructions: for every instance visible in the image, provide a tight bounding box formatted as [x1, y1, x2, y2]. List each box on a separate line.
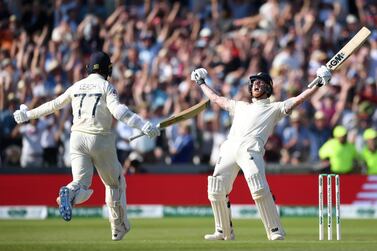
[73, 93, 102, 118]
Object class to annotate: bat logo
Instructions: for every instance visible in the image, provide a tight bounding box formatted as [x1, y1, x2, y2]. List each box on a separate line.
[308, 27, 371, 88]
[327, 52, 345, 69]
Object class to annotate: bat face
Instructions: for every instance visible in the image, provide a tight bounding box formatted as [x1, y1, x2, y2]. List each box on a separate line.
[159, 99, 210, 128]
[128, 99, 210, 142]
[326, 27, 371, 72]
[308, 27, 371, 88]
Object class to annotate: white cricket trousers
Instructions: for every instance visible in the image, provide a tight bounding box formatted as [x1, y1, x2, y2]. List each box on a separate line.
[67, 131, 129, 228]
[212, 139, 285, 239]
[213, 139, 267, 193]
[69, 131, 123, 190]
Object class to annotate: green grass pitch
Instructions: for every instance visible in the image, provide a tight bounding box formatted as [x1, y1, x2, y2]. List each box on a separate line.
[0, 217, 376, 251]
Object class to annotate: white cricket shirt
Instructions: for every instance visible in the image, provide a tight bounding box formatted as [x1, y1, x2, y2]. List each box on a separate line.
[227, 98, 289, 153]
[28, 74, 122, 135]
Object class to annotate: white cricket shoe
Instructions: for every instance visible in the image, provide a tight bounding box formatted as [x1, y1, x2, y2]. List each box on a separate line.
[112, 223, 130, 241]
[270, 233, 285, 240]
[204, 230, 235, 241]
[269, 229, 286, 240]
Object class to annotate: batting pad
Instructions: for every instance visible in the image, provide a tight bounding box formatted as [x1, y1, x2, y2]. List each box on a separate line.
[208, 176, 232, 240]
[247, 173, 285, 240]
[106, 175, 130, 230]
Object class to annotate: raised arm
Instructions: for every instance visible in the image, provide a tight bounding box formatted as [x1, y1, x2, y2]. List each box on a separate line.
[191, 68, 232, 111]
[13, 88, 72, 124]
[284, 66, 332, 114]
[284, 86, 320, 114]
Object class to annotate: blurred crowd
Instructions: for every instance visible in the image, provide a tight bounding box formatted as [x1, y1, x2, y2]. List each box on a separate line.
[1, 0, 377, 174]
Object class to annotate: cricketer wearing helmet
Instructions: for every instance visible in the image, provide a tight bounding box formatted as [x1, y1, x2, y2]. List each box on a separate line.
[13, 51, 160, 241]
[191, 66, 331, 241]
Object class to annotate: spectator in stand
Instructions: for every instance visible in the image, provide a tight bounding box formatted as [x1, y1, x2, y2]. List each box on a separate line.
[3, 144, 21, 167]
[197, 111, 216, 164]
[13, 118, 47, 168]
[123, 151, 147, 174]
[314, 92, 337, 127]
[349, 101, 375, 152]
[40, 114, 60, 167]
[209, 106, 228, 166]
[272, 37, 302, 72]
[360, 128, 377, 175]
[308, 111, 332, 162]
[1, 0, 377, 171]
[129, 106, 157, 163]
[319, 125, 358, 174]
[0, 93, 19, 162]
[57, 117, 72, 168]
[367, 32, 377, 80]
[169, 122, 194, 163]
[115, 121, 133, 164]
[282, 111, 311, 164]
[359, 77, 377, 104]
[264, 133, 283, 163]
[356, 1, 377, 30]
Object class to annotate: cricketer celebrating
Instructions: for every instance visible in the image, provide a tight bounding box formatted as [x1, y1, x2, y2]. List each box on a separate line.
[191, 66, 331, 240]
[13, 51, 160, 241]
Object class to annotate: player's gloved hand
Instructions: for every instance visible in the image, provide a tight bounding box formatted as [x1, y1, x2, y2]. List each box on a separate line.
[13, 104, 30, 124]
[316, 65, 331, 87]
[191, 68, 208, 85]
[141, 121, 160, 138]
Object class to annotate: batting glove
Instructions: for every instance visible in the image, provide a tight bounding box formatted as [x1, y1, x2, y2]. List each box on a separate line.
[13, 104, 30, 124]
[191, 68, 208, 85]
[316, 65, 332, 87]
[141, 121, 160, 138]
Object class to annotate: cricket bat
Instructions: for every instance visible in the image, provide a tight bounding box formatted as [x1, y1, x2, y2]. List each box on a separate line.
[308, 26, 371, 88]
[128, 99, 210, 141]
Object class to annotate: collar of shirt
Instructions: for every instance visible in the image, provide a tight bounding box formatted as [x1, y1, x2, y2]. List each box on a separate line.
[252, 98, 270, 104]
[88, 73, 105, 80]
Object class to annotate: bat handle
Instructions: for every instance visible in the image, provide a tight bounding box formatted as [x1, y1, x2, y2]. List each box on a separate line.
[129, 132, 145, 141]
[128, 124, 161, 142]
[307, 77, 320, 88]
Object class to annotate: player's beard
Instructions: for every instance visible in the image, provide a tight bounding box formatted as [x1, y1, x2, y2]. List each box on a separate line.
[251, 88, 266, 99]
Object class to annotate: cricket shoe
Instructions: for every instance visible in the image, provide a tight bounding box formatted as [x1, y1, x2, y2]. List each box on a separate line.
[58, 186, 72, 221]
[270, 233, 285, 240]
[204, 229, 235, 241]
[269, 229, 286, 240]
[112, 223, 130, 241]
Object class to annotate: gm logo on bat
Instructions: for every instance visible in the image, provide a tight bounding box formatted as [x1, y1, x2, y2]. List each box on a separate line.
[327, 52, 345, 70]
